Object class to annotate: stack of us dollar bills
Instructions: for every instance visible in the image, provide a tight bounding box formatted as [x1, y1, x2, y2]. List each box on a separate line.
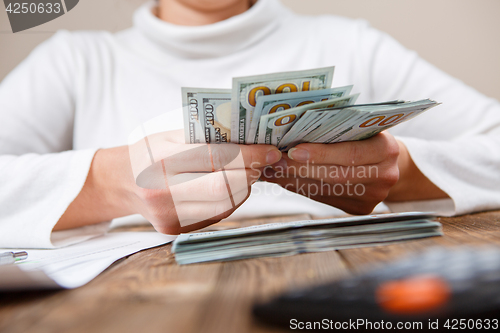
[172, 212, 442, 265]
[182, 66, 439, 149]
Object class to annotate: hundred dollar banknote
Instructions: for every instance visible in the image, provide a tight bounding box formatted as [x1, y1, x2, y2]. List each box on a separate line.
[315, 99, 439, 144]
[276, 95, 369, 148]
[230, 67, 335, 144]
[246, 85, 353, 144]
[277, 100, 423, 150]
[277, 108, 354, 150]
[198, 93, 232, 143]
[182, 87, 231, 144]
[257, 94, 359, 146]
[300, 101, 406, 143]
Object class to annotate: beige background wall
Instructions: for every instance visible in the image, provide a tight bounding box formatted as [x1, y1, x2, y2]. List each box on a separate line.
[1, 0, 499, 101]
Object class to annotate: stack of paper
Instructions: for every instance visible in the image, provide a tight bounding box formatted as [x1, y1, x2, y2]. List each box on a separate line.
[172, 212, 442, 265]
[0, 232, 175, 291]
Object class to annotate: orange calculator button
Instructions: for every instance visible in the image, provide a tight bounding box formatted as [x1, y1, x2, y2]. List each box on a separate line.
[376, 275, 451, 314]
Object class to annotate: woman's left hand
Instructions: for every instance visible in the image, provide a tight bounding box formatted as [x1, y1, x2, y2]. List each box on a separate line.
[260, 132, 401, 214]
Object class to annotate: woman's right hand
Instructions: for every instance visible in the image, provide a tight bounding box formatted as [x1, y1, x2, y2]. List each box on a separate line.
[55, 130, 282, 234]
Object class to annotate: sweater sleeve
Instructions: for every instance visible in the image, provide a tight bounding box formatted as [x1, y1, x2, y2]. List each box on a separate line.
[0, 31, 109, 248]
[352, 20, 500, 216]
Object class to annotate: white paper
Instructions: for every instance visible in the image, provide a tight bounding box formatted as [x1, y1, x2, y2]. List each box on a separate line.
[0, 232, 175, 291]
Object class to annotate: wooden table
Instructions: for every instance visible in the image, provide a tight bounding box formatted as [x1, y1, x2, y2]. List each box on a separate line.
[1, 211, 499, 333]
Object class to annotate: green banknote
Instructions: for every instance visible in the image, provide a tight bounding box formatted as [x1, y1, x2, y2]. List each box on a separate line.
[231, 67, 334, 144]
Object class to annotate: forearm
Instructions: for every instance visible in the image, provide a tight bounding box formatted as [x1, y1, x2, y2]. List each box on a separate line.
[54, 147, 136, 231]
[385, 141, 449, 202]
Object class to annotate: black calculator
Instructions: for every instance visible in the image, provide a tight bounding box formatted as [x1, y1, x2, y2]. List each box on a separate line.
[253, 247, 500, 330]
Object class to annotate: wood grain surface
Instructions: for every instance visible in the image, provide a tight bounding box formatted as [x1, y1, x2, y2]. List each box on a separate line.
[1, 211, 499, 333]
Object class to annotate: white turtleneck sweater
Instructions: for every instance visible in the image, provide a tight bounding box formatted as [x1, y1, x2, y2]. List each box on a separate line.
[1, 0, 500, 248]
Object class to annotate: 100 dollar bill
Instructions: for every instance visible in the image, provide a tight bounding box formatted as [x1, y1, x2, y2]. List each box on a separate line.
[199, 93, 232, 143]
[231, 67, 335, 144]
[257, 94, 358, 146]
[182, 88, 231, 143]
[247, 85, 353, 144]
[318, 100, 439, 144]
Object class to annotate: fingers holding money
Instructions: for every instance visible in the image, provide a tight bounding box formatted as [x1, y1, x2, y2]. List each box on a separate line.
[160, 143, 281, 173]
[287, 132, 400, 166]
[267, 159, 381, 184]
[261, 132, 401, 215]
[133, 129, 282, 175]
[134, 142, 280, 189]
[130, 129, 281, 234]
[268, 133, 400, 185]
[168, 168, 259, 201]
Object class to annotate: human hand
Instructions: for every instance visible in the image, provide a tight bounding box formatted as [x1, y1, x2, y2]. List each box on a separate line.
[55, 129, 281, 234]
[260, 132, 400, 215]
[126, 130, 282, 234]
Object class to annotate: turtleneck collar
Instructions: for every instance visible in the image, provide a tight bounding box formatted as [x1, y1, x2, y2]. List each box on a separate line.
[133, 0, 292, 59]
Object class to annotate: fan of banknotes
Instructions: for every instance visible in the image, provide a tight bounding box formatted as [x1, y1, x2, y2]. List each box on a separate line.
[182, 66, 438, 150]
